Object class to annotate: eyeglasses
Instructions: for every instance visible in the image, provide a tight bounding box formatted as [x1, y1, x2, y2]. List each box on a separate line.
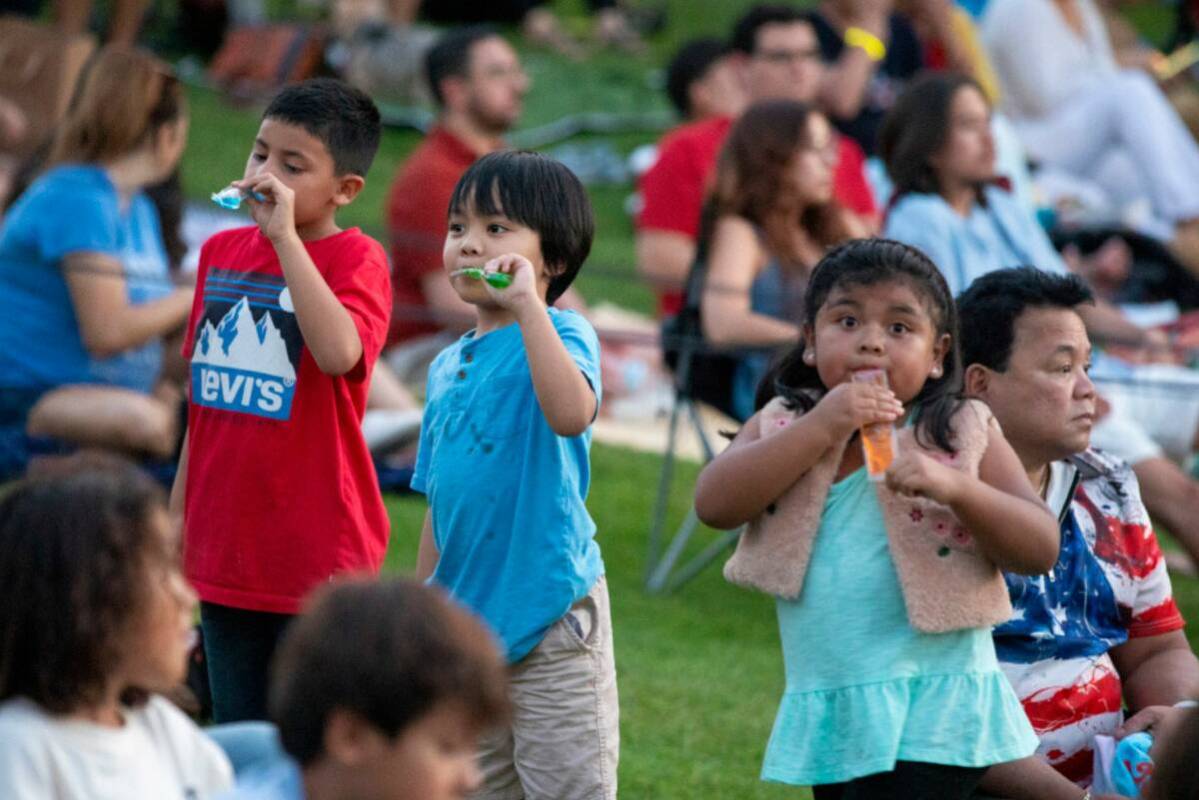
[754, 48, 823, 65]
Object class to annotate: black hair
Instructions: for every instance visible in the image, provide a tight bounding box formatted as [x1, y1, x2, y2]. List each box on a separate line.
[956, 267, 1095, 372]
[425, 25, 501, 108]
[879, 71, 985, 200]
[448, 150, 594, 304]
[730, 4, 813, 55]
[758, 238, 964, 453]
[665, 38, 727, 118]
[269, 578, 510, 767]
[262, 78, 381, 176]
[0, 454, 168, 713]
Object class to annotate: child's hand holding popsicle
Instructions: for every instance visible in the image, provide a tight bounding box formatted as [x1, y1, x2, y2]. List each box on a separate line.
[808, 368, 903, 455]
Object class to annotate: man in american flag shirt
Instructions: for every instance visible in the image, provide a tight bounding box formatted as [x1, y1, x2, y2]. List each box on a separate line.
[957, 268, 1199, 799]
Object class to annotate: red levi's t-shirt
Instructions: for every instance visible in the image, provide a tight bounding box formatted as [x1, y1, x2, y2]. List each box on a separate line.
[385, 126, 479, 346]
[181, 226, 392, 614]
[637, 115, 878, 317]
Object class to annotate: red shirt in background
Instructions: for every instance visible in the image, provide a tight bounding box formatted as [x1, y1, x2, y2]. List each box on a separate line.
[181, 226, 392, 615]
[385, 126, 479, 345]
[636, 114, 878, 317]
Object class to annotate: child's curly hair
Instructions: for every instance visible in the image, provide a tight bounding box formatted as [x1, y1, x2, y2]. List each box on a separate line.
[0, 454, 170, 712]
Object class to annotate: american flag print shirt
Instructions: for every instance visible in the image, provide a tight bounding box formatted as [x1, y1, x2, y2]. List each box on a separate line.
[992, 449, 1185, 785]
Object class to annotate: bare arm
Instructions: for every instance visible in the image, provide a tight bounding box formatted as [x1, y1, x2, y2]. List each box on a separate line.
[484, 254, 597, 437]
[1111, 630, 1199, 711]
[272, 232, 364, 376]
[695, 382, 903, 529]
[635, 230, 696, 297]
[415, 510, 439, 581]
[701, 216, 800, 347]
[63, 252, 193, 359]
[1077, 301, 1152, 348]
[168, 430, 188, 539]
[886, 422, 1059, 573]
[819, 8, 890, 120]
[517, 305, 597, 437]
[239, 173, 364, 376]
[978, 757, 1088, 800]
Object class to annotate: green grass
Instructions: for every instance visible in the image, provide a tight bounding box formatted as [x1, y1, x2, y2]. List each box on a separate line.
[379, 443, 1199, 799]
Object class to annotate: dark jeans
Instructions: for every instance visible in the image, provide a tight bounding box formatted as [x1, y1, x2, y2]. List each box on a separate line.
[812, 762, 987, 800]
[200, 602, 293, 723]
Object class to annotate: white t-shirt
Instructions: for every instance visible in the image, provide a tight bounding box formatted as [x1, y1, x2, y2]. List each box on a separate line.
[0, 695, 233, 799]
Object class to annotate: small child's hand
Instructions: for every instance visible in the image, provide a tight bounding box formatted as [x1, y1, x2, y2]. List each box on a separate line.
[812, 381, 903, 440]
[885, 450, 962, 505]
[482, 253, 542, 314]
[235, 175, 296, 244]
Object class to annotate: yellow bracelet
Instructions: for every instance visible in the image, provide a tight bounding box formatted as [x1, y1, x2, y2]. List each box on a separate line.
[844, 26, 886, 62]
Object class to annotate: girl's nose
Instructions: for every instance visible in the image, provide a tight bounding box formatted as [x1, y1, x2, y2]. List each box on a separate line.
[858, 328, 885, 353]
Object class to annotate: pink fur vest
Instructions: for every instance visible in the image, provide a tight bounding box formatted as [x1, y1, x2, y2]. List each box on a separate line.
[723, 397, 1013, 633]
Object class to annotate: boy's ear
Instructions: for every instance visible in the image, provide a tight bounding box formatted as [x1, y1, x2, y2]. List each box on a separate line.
[332, 174, 366, 208]
[323, 708, 388, 766]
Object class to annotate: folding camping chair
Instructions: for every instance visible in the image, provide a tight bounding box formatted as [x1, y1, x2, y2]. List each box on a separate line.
[644, 260, 744, 594]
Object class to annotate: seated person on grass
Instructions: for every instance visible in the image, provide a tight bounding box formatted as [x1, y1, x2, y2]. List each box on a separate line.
[219, 577, 509, 800]
[956, 267, 1199, 798]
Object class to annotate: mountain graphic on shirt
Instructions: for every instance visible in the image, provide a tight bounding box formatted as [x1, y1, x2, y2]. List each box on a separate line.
[192, 296, 296, 384]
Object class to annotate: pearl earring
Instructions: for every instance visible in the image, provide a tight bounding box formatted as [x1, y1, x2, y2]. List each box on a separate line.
[803, 351, 815, 364]
[930, 365, 942, 378]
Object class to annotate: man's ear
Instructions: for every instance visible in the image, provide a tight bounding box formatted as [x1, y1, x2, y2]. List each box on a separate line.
[963, 362, 991, 398]
[333, 174, 366, 207]
[323, 708, 387, 767]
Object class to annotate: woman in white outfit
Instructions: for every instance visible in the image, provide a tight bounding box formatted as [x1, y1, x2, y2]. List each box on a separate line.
[982, 0, 1199, 274]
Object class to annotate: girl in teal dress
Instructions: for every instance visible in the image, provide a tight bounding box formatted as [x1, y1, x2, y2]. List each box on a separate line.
[695, 239, 1060, 798]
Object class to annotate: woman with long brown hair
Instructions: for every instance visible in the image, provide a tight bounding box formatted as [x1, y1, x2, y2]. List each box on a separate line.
[0, 46, 192, 472]
[699, 99, 868, 420]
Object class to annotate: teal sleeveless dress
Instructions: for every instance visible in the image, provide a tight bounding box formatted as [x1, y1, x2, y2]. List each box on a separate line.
[761, 467, 1038, 786]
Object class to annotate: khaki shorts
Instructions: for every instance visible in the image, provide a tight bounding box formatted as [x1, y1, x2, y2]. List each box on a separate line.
[473, 576, 619, 800]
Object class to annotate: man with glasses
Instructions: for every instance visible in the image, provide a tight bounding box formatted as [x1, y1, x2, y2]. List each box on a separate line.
[384, 26, 534, 355]
[635, 5, 878, 319]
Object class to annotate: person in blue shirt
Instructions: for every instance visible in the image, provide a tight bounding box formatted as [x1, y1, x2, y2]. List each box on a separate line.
[0, 46, 193, 469]
[411, 150, 618, 800]
[219, 578, 510, 800]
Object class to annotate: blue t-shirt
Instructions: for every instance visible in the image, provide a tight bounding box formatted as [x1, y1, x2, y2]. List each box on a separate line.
[883, 185, 1069, 297]
[217, 759, 304, 800]
[0, 164, 172, 394]
[411, 308, 605, 662]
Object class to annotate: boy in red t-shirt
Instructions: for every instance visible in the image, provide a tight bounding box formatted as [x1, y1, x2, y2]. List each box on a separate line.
[169, 79, 392, 723]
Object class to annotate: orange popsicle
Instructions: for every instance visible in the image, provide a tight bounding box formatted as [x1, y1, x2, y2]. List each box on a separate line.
[852, 369, 898, 480]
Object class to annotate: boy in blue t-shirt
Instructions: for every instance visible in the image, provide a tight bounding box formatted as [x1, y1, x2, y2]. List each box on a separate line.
[411, 150, 617, 800]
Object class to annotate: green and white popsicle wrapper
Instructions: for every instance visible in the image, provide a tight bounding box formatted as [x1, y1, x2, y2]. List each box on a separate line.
[453, 267, 512, 288]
